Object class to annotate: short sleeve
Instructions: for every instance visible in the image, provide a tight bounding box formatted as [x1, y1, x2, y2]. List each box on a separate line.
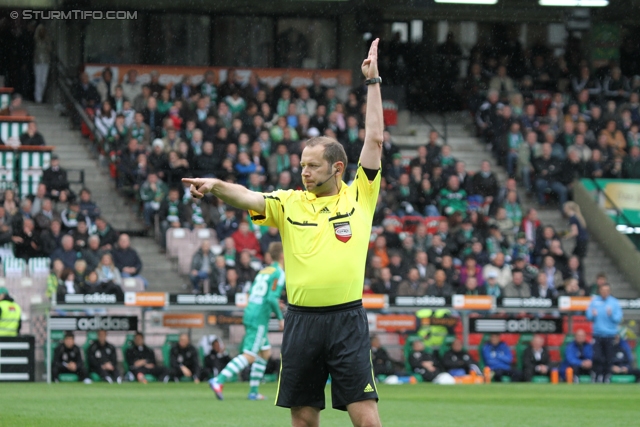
[348, 163, 381, 216]
[248, 189, 291, 229]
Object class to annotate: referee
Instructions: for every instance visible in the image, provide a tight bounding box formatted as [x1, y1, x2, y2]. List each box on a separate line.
[184, 39, 383, 427]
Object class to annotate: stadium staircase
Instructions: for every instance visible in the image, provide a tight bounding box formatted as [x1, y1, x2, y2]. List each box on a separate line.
[26, 102, 185, 292]
[395, 112, 639, 299]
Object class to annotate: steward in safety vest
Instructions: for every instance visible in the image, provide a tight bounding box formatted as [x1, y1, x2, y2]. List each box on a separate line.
[0, 287, 21, 337]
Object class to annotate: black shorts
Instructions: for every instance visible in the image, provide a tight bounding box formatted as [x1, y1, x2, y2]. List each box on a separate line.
[275, 300, 378, 411]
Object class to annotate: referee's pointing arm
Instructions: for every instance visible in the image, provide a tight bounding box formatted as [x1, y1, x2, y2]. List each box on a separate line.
[181, 177, 266, 215]
[359, 38, 384, 174]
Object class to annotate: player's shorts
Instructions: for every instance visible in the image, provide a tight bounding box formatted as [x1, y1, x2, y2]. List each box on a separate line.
[241, 323, 271, 357]
[275, 299, 378, 411]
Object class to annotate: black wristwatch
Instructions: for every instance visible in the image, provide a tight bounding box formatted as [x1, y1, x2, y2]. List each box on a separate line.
[365, 77, 382, 86]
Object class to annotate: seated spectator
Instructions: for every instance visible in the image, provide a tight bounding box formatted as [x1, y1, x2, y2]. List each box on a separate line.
[71, 219, 90, 251]
[426, 269, 454, 297]
[40, 218, 63, 256]
[13, 218, 42, 260]
[82, 235, 104, 271]
[96, 253, 123, 287]
[50, 235, 78, 269]
[503, 269, 531, 298]
[189, 240, 219, 294]
[622, 145, 640, 178]
[200, 336, 231, 381]
[611, 333, 640, 382]
[0, 93, 28, 117]
[463, 276, 483, 295]
[589, 272, 608, 296]
[439, 175, 468, 216]
[413, 251, 435, 283]
[560, 329, 593, 381]
[158, 188, 187, 249]
[169, 333, 201, 383]
[231, 221, 262, 260]
[236, 250, 258, 286]
[442, 338, 480, 377]
[541, 255, 563, 290]
[78, 188, 101, 223]
[87, 330, 121, 384]
[370, 267, 399, 299]
[73, 259, 89, 290]
[371, 334, 399, 377]
[111, 233, 147, 289]
[484, 271, 502, 297]
[126, 332, 169, 383]
[397, 268, 428, 297]
[482, 333, 520, 382]
[34, 198, 56, 232]
[560, 278, 582, 296]
[531, 271, 558, 299]
[95, 217, 118, 251]
[471, 160, 499, 206]
[259, 227, 281, 257]
[95, 100, 117, 139]
[483, 252, 512, 288]
[408, 339, 440, 382]
[42, 154, 72, 202]
[140, 172, 168, 228]
[533, 143, 567, 208]
[388, 252, 407, 282]
[75, 72, 100, 109]
[20, 122, 46, 146]
[217, 267, 245, 299]
[460, 256, 484, 288]
[46, 259, 65, 300]
[56, 269, 83, 300]
[522, 335, 551, 382]
[52, 331, 91, 383]
[61, 200, 90, 232]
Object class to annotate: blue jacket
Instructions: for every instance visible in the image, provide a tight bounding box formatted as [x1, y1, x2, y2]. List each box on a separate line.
[561, 341, 593, 371]
[586, 295, 623, 337]
[612, 339, 634, 369]
[482, 342, 512, 371]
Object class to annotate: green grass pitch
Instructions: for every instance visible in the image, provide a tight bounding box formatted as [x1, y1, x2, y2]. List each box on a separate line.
[1, 382, 637, 427]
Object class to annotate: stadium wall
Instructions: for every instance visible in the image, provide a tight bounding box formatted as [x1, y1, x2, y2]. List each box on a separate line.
[574, 182, 640, 292]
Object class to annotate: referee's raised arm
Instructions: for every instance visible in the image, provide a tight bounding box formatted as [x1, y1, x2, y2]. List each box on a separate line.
[359, 38, 384, 172]
[181, 177, 266, 214]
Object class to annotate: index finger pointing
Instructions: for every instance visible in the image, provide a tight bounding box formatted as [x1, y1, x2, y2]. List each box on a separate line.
[182, 178, 199, 185]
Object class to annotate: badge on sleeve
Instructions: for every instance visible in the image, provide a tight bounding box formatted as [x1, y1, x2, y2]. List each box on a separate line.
[333, 221, 352, 243]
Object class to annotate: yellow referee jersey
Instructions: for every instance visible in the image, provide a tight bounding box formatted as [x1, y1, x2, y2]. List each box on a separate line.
[249, 165, 381, 307]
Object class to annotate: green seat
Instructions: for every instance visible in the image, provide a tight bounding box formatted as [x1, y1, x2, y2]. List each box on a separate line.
[532, 375, 550, 383]
[161, 334, 181, 367]
[84, 332, 101, 382]
[58, 373, 79, 382]
[610, 375, 636, 383]
[516, 334, 533, 371]
[577, 375, 592, 383]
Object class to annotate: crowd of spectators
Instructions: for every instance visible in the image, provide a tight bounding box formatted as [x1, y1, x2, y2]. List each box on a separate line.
[467, 41, 640, 207]
[0, 164, 146, 300]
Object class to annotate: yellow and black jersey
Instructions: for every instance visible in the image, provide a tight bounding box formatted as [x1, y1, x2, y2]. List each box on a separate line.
[249, 164, 381, 307]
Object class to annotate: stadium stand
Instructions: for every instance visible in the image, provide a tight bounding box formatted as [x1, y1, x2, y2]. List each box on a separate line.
[2, 17, 640, 386]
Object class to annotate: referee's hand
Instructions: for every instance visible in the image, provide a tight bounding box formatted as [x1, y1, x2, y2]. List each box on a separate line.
[182, 177, 216, 199]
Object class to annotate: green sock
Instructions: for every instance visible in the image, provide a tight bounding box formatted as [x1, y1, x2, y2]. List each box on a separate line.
[249, 357, 267, 394]
[217, 354, 249, 385]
